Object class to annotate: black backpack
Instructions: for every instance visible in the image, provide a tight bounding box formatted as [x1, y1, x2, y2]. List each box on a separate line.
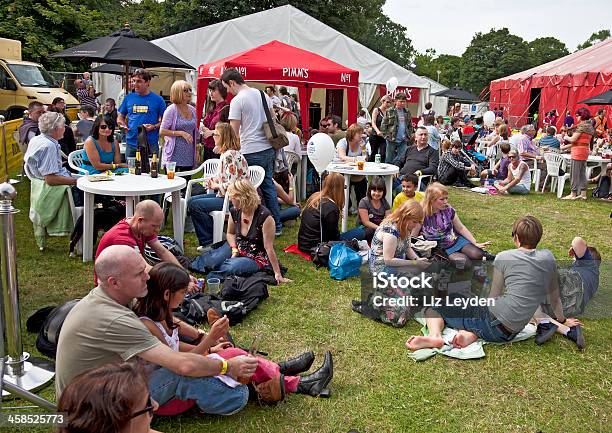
[310, 239, 360, 268]
[27, 300, 80, 359]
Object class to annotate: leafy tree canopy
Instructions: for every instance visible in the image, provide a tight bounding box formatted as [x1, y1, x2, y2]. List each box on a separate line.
[576, 29, 610, 50]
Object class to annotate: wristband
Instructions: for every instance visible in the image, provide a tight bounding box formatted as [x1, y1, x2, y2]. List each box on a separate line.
[231, 247, 239, 255]
[111, 163, 116, 170]
[220, 359, 228, 375]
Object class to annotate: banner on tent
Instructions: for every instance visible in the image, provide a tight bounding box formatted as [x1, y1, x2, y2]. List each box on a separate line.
[0, 119, 23, 183]
[378, 85, 421, 102]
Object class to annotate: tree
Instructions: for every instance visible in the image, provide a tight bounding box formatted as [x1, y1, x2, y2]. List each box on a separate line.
[527, 37, 568, 67]
[431, 55, 461, 87]
[459, 28, 530, 95]
[0, 0, 123, 70]
[576, 29, 610, 50]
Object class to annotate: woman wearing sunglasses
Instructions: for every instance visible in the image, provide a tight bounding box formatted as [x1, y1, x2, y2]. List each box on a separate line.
[81, 113, 127, 174]
[58, 362, 161, 433]
[160, 80, 198, 171]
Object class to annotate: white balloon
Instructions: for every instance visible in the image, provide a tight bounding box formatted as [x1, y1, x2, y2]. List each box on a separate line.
[307, 133, 335, 174]
[386, 76, 398, 94]
[483, 111, 496, 127]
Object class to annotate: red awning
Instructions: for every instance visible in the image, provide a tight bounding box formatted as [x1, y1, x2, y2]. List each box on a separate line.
[196, 40, 360, 129]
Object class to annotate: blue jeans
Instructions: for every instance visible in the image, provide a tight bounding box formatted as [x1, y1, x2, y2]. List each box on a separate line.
[188, 193, 226, 246]
[244, 148, 282, 232]
[508, 184, 529, 194]
[190, 242, 260, 280]
[280, 205, 301, 223]
[340, 227, 366, 241]
[385, 140, 407, 165]
[433, 295, 517, 343]
[149, 367, 248, 415]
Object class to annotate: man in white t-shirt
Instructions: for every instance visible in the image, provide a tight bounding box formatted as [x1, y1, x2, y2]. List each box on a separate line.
[222, 68, 282, 235]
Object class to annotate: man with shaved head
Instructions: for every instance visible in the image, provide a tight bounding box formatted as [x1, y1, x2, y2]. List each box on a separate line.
[97, 200, 178, 265]
[56, 245, 257, 414]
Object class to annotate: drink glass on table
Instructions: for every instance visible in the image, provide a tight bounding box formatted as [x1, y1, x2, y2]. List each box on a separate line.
[166, 161, 176, 179]
[356, 156, 365, 171]
[127, 157, 136, 174]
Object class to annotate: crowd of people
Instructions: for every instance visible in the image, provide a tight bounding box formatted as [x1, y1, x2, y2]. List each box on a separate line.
[13, 67, 608, 431]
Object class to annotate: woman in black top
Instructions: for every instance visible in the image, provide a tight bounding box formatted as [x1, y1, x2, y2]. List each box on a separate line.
[369, 96, 391, 162]
[190, 180, 291, 285]
[298, 172, 365, 253]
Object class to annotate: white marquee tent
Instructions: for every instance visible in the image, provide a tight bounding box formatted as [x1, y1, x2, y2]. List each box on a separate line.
[96, 5, 429, 114]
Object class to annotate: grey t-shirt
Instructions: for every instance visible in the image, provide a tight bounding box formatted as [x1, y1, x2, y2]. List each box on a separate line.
[489, 248, 557, 333]
[55, 286, 161, 396]
[358, 196, 390, 226]
[76, 119, 94, 140]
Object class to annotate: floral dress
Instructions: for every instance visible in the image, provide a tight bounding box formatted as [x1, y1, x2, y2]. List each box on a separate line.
[205, 149, 249, 196]
[367, 221, 415, 327]
[420, 206, 457, 250]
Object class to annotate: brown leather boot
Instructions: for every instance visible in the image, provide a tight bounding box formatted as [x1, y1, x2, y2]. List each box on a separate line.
[254, 375, 286, 404]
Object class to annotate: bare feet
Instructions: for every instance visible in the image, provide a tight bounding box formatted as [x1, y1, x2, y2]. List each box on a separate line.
[452, 330, 478, 348]
[561, 194, 577, 200]
[405, 335, 445, 351]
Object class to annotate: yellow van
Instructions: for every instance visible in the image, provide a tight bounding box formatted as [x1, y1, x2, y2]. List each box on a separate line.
[0, 38, 79, 120]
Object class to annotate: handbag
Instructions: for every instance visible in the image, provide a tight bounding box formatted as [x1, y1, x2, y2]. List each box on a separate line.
[328, 243, 362, 280]
[310, 239, 360, 268]
[259, 90, 289, 150]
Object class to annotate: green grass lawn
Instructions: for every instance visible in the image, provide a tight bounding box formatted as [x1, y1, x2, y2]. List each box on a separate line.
[5, 179, 612, 433]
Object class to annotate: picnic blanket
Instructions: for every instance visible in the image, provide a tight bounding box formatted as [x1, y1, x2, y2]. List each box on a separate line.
[407, 315, 536, 361]
[29, 178, 73, 249]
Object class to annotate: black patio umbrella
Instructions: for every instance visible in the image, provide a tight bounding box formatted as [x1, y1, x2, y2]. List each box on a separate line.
[433, 86, 480, 102]
[579, 89, 612, 105]
[90, 63, 158, 77]
[50, 25, 193, 90]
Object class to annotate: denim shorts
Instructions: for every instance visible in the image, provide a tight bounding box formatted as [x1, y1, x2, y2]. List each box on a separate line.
[433, 294, 517, 343]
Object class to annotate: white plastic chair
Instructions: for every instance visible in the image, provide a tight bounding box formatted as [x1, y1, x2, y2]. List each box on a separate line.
[284, 150, 301, 200]
[526, 158, 541, 189]
[208, 165, 265, 244]
[180, 159, 221, 228]
[24, 163, 83, 252]
[160, 160, 214, 229]
[417, 174, 433, 191]
[541, 152, 570, 198]
[68, 149, 89, 175]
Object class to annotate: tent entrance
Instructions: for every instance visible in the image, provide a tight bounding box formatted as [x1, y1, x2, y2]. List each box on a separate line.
[528, 88, 541, 125]
[326, 89, 344, 119]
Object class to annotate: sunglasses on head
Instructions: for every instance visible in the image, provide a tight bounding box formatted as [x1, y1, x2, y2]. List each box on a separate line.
[130, 395, 154, 419]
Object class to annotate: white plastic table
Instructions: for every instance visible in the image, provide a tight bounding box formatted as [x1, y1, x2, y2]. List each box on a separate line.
[561, 153, 610, 167]
[77, 173, 186, 262]
[326, 161, 399, 232]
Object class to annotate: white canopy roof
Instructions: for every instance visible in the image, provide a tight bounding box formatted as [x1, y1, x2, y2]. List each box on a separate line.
[152, 5, 429, 89]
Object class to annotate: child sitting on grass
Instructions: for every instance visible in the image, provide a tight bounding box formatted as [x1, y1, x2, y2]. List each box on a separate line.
[480, 142, 511, 184]
[392, 173, 423, 211]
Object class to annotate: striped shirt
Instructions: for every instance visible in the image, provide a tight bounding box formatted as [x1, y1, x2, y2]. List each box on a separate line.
[24, 134, 72, 179]
[77, 88, 97, 109]
[438, 151, 470, 181]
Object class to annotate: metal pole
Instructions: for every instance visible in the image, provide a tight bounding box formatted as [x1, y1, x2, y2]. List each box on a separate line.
[0, 182, 55, 400]
[0, 183, 23, 375]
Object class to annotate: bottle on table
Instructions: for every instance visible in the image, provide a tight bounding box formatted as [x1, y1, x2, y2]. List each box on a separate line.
[135, 150, 142, 175]
[150, 153, 158, 178]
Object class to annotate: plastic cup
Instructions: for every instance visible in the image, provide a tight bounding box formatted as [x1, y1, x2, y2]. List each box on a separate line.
[127, 157, 136, 174]
[356, 157, 365, 170]
[207, 278, 221, 295]
[166, 161, 176, 179]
